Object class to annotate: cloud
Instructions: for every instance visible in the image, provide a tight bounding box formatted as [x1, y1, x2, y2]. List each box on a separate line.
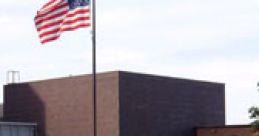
[0, 0, 44, 7]
[97, 0, 259, 56]
[0, 15, 35, 43]
[97, 46, 147, 66]
[0, 55, 32, 67]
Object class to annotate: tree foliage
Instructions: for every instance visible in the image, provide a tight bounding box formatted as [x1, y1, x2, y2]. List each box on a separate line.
[249, 106, 259, 132]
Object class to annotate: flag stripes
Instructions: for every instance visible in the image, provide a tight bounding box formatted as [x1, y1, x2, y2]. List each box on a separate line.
[42, 0, 61, 10]
[34, 0, 90, 44]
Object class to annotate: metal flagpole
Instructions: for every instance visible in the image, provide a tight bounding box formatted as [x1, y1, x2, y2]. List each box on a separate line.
[91, 0, 97, 135]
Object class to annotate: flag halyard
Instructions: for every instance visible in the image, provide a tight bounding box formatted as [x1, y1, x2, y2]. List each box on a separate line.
[34, 0, 90, 44]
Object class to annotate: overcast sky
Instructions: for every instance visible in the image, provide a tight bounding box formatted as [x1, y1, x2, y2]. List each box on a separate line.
[1, 0, 259, 124]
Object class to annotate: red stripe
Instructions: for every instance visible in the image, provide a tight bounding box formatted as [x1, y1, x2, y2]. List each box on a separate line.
[40, 22, 90, 39]
[35, 8, 89, 25]
[37, 20, 63, 32]
[39, 28, 61, 38]
[35, 0, 91, 44]
[37, 15, 90, 32]
[35, 10, 68, 25]
[63, 17, 90, 25]
[42, 0, 59, 9]
[35, 3, 68, 19]
[38, 15, 89, 36]
[60, 23, 90, 32]
[39, 19, 90, 38]
[40, 23, 90, 44]
[41, 36, 59, 44]
[66, 8, 90, 17]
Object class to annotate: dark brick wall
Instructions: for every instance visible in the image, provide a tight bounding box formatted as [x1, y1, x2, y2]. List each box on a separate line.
[4, 72, 119, 136]
[119, 71, 225, 136]
[4, 71, 225, 136]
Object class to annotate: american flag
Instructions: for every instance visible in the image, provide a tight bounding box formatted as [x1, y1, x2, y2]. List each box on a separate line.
[34, 0, 90, 44]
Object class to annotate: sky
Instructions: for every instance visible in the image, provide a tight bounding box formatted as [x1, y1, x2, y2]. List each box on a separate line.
[1, 0, 259, 125]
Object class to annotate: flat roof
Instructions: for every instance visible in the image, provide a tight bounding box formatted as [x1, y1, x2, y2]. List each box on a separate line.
[5, 71, 224, 86]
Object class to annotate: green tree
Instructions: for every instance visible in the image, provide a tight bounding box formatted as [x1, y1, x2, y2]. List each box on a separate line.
[249, 106, 259, 132]
[249, 83, 259, 136]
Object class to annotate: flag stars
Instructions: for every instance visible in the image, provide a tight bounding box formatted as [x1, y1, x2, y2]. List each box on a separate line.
[68, 0, 89, 9]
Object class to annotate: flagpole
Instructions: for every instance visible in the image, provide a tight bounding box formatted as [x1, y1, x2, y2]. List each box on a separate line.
[91, 0, 97, 135]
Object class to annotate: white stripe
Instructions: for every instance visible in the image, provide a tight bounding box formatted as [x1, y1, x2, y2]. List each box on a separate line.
[62, 6, 90, 19]
[36, 15, 65, 29]
[39, 20, 90, 39]
[36, 3, 89, 23]
[38, 0, 67, 15]
[35, 6, 89, 26]
[40, 20, 90, 42]
[36, 12, 90, 29]
[40, 33, 60, 42]
[63, 12, 90, 22]
[35, 6, 69, 23]
[67, 6, 90, 14]
[38, 24, 60, 36]
[36, 3, 91, 43]
[38, 18, 90, 35]
[42, 0, 63, 11]
[60, 20, 90, 29]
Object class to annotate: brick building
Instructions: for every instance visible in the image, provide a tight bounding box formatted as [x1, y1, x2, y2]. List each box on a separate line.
[4, 71, 225, 136]
[196, 125, 254, 136]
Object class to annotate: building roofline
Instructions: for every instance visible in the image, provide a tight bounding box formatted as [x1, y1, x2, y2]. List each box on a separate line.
[118, 70, 225, 85]
[4, 71, 119, 86]
[5, 70, 225, 87]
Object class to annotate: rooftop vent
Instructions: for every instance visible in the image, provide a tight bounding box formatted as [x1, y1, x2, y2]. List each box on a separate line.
[6, 70, 20, 84]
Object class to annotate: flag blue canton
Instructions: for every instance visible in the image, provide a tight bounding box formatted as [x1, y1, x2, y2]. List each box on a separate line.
[68, 0, 90, 9]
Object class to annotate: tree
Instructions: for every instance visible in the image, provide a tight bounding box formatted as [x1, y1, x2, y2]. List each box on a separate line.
[249, 84, 259, 136]
[249, 106, 259, 132]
